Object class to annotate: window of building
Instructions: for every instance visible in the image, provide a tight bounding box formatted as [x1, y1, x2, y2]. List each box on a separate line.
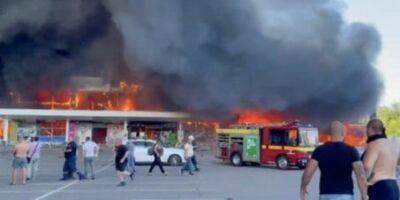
[38, 120, 66, 136]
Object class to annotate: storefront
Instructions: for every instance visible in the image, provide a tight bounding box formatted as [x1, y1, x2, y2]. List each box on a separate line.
[38, 120, 66, 143]
[0, 109, 188, 145]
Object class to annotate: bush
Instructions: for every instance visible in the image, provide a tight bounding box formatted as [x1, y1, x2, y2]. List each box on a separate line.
[378, 103, 400, 137]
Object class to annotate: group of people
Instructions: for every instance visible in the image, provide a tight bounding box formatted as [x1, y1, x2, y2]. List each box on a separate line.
[113, 135, 200, 186]
[10, 136, 42, 185]
[301, 119, 400, 200]
[10, 133, 199, 186]
[11, 118, 398, 199]
[11, 135, 99, 184]
[61, 136, 99, 181]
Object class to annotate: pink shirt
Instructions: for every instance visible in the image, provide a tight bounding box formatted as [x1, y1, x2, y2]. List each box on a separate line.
[29, 141, 43, 159]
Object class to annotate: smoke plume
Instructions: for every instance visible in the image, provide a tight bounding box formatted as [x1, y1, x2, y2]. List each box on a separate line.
[0, 0, 383, 123]
[0, 0, 128, 100]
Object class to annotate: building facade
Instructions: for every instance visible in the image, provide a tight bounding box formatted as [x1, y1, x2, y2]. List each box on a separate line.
[0, 109, 188, 146]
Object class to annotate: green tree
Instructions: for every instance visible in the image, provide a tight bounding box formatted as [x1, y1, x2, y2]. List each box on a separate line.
[378, 103, 400, 137]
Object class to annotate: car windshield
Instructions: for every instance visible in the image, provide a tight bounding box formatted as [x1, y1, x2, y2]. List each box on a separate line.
[298, 127, 318, 147]
[145, 141, 155, 147]
[133, 141, 146, 147]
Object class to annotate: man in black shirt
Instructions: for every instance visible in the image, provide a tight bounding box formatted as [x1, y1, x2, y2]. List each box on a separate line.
[115, 139, 130, 186]
[61, 138, 84, 181]
[189, 135, 200, 172]
[300, 121, 368, 200]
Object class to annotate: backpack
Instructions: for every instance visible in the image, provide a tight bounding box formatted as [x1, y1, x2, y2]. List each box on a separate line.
[147, 146, 155, 156]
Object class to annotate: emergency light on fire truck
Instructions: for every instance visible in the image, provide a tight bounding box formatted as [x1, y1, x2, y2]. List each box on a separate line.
[216, 121, 318, 170]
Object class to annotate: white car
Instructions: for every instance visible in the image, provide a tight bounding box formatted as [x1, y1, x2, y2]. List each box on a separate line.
[132, 139, 185, 166]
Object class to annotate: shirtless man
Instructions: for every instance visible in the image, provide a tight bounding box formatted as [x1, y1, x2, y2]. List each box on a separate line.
[11, 136, 30, 185]
[363, 119, 400, 200]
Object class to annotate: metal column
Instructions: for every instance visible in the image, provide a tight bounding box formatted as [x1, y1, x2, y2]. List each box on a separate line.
[3, 118, 9, 143]
[123, 120, 128, 139]
[65, 119, 70, 142]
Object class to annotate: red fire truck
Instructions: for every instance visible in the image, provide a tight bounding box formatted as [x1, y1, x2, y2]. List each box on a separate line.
[216, 121, 319, 169]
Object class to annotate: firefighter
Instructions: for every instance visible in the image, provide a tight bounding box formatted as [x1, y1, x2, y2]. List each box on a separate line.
[61, 137, 85, 181]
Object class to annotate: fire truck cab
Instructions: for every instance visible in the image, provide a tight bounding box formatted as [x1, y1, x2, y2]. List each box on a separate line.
[216, 122, 318, 169]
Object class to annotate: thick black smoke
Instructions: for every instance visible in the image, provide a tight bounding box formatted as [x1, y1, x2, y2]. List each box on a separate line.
[0, 0, 128, 102]
[0, 0, 383, 123]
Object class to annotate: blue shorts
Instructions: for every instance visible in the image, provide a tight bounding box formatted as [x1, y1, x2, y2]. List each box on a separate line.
[12, 157, 28, 169]
[320, 194, 354, 200]
[368, 179, 399, 200]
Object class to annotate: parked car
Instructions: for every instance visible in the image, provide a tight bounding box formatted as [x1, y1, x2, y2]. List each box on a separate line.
[132, 139, 185, 166]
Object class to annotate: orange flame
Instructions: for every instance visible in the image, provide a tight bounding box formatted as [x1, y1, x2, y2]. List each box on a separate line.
[236, 110, 288, 125]
[121, 98, 135, 111]
[344, 123, 366, 146]
[29, 81, 143, 111]
[318, 131, 331, 143]
[318, 123, 366, 146]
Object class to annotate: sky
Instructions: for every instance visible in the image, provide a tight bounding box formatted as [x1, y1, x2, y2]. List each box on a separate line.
[345, 0, 400, 106]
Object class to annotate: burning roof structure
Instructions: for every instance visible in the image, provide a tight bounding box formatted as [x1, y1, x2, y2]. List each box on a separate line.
[17, 76, 145, 111]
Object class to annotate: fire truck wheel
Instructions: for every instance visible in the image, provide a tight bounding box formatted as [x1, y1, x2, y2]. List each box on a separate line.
[168, 155, 182, 166]
[276, 156, 289, 170]
[230, 153, 243, 166]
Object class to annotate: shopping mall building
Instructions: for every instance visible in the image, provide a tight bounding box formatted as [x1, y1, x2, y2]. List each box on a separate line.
[0, 109, 189, 145]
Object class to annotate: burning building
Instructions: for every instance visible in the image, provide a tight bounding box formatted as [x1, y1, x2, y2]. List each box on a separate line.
[30, 76, 144, 111]
[0, 108, 189, 145]
[0, 76, 189, 145]
[0, 1, 383, 144]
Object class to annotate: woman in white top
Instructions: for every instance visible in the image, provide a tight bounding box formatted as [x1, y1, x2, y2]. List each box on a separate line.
[180, 137, 194, 175]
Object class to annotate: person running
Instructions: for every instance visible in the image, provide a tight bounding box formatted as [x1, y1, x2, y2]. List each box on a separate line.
[27, 136, 42, 181]
[82, 137, 98, 180]
[11, 136, 30, 185]
[180, 137, 194, 175]
[126, 137, 136, 180]
[115, 139, 130, 186]
[61, 137, 84, 181]
[363, 119, 400, 200]
[300, 121, 368, 200]
[189, 135, 200, 171]
[148, 140, 166, 176]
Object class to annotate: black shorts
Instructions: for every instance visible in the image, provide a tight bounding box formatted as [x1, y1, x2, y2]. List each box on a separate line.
[368, 179, 399, 200]
[115, 160, 127, 171]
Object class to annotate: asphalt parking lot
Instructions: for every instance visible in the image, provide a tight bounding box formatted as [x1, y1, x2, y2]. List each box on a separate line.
[0, 146, 364, 200]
